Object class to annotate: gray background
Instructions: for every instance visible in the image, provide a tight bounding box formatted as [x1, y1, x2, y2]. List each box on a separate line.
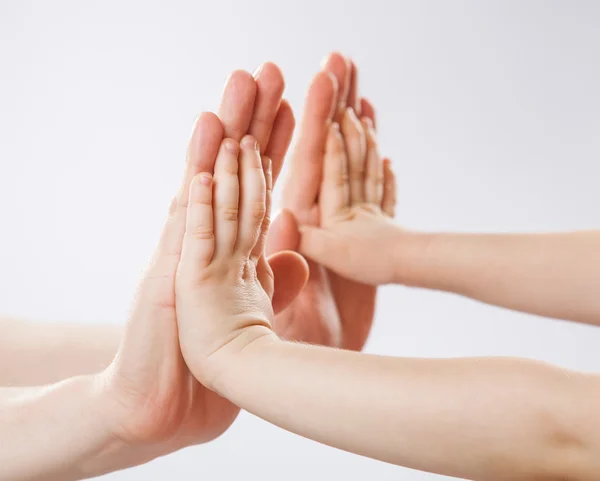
[1, 1, 599, 480]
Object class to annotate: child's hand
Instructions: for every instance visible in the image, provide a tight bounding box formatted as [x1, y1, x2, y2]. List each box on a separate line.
[176, 135, 276, 388]
[298, 118, 400, 285]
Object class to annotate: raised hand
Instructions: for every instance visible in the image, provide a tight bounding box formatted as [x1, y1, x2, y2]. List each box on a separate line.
[269, 53, 387, 351]
[95, 64, 307, 469]
[175, 134, 275, 387]
[297, 120, 398, 285]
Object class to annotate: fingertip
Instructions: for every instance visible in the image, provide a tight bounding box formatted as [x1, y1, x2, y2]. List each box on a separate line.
[327, 122, 344, 152]
[255, 61, 285, 91]
[241, 134, 259, 151]
[306, 71, 338, 122]
[192, 172, 213, 193]
[360, 117, 377, 145]
[191, 173, 213, 198]
[360, 98, 376, 128]
[225, 69, 256, 91]
[222, 137, 240, 155]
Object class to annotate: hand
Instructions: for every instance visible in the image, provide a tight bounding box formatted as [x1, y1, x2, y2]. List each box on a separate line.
[297, 120, 398, 285]
[269, 53, 388, 351]
[93, 65, 307, 469]
[175, 134, 276, 388]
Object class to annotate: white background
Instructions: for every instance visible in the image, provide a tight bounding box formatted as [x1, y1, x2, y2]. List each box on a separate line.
[1, 1, 599, 479]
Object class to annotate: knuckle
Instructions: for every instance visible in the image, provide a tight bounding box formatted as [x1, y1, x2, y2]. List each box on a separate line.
[261, 213, 271, 231]
[252, 201, 266, 220]
[188, 226, 214, 241]
[221, 205, 239, 222]
[335, 171, 350, 187]
[350, 168, 365, 181]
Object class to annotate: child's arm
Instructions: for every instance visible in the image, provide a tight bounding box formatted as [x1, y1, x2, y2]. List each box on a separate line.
[174, 129, 600, 481]
[0, 318, 121, 386]
[298, 123, 600, 326]
[213, 336, 597, 481]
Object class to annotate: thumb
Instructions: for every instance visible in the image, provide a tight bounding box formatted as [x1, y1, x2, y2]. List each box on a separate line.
[266, 209, 300, 255]
[298, 225, 345, 268]
[268, 251, 309, 314]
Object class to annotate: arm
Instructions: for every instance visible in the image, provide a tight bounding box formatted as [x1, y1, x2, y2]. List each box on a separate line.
[0, 317, 121, 386]
[0, 375, 123, 481]
[209, 333, 598, 481]
[298, 122, 600, 326]
[394, 230, 600, 326]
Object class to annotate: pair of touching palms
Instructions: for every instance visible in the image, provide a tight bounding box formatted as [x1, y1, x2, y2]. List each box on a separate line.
[102, 53, 392, 467]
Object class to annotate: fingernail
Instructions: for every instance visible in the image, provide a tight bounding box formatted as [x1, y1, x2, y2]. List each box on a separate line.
[241, 135, 258, 150]
[223, 138, 239, 154]
[364, 117, 374, 129]
[198, 173, 213, 186]
[253, 64, 264, 79]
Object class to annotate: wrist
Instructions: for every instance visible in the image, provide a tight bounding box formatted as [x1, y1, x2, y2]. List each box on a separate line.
[78, 370, 167, 477]
[390, 229, 438, 287]
[201, 326, 279, 397]
[71, 373, 135, 478]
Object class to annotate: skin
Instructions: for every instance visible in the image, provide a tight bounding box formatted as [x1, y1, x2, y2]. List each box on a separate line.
[269, 52, 381, 350]
[0, 52, 379, 387]
[0, 63, 309, 480]
[176, 118, 600, 481]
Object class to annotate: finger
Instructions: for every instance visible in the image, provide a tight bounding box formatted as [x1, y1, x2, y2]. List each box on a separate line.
[265, 209, 300, 256]
[283, 71, 337, 211]
[213, 138, 241, 258]
[251, 155, 272, 259]
[360, 98, 376, 130]
[322, 52, 351, 117]
[340, 107, 367, 204]
[236, 135, 266, 255]
[298, 225, 345, 269]
[362, 118, 384, 205]
[268, 251, 309, 314]
[248, 62, 285, 154]
[218, 70, 257, 141]
[179, 173, 215, 277]
[320, 122, 349, 221]
[381, 158, 397, 217]
[158, 112, 223, 258]
[347, 60, 360, 114]
[264, 99, 295, 184]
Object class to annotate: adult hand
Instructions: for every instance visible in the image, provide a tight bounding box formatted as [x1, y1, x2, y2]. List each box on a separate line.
[270, 53, 382, 351]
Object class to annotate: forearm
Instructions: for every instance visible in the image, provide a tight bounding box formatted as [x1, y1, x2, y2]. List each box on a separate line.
[396, 230, 600, 325]
[0, 375, 125, 481]
[210, 332, 598, 481]
[0, 317, 121, 386]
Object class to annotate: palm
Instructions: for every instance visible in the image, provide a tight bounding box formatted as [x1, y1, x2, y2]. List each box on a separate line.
[272, 204, 373, 350]
[273, 54, 378, 350]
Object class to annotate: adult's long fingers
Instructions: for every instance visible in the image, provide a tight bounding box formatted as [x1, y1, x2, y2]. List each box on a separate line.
[217, 70, 257, 141]
[248, 62, 285, 155]
[265, 99, 295, 184]
[282, 71, 337, 212]
[158, 113, 223, 258]
[322, 52, 351, 117]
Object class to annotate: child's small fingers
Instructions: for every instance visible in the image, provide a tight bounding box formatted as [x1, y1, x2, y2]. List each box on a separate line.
[251, 155, 272, 259]
[340, 107, 367, 204]
[180, 173, 215, 275]
[362, 118, 384, 206]
[213, 138, 240, 259]
[236, 135, 266, 256]
[381, 158, 397, 217]
[320, 122, 350, 222]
